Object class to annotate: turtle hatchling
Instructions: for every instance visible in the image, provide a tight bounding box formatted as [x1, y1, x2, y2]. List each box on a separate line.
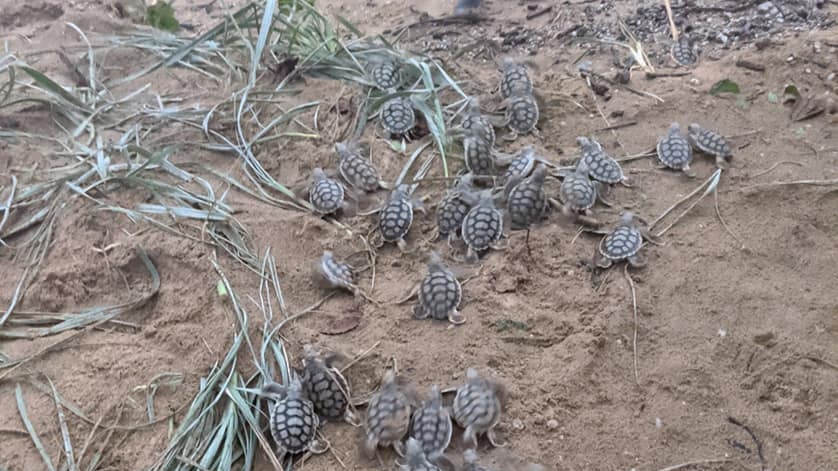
[500, 146, 537, 184]
[399, 437, 441, 471]
[336, 141, 385, 192]
[413, 251, 464, 325]
[316, 251, 356, 293]
[299, 344, 359, 425]
[577, 136, 626, 185]
[458, 97, 496, 146]
[506, 163, 548, 230]
[364, 369, 413, 458]
[452, 368, 506, 448]
[380, 90, 416, 136]
[463, 135, 497, 177]
[559, 160, 597, 214]
[499, 57, 533, 99]
[656, 123, 695, 177]
[378, 184, 420, 251]
[409, 385, 453, 459]
[671, 36, 698, 66]
[461, 191, 504, 262]
[503, 91, 539, 139]
[309, 168, 346, 215]
[437, 175, 478, 244]
[596, 212, 646, 269]
[262, 378, 326, 461]
[371, 60, 402, 90]
[688, 123, 732, 168]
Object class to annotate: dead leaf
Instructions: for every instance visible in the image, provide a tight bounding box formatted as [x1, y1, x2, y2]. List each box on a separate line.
[321, 315, 361, 335]
[791, 96, 825, 122]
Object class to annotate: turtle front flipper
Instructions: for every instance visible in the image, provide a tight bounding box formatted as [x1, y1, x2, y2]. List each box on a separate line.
[309, 437, 329, 455]
[627, 253, 647, 268]
[448, 309, 466, 325]
[363, 434, 379, 459]
[486, 427, 507, 447]
[413, 304, 430, 320]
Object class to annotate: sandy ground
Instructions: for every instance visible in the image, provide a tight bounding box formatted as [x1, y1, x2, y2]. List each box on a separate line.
[1, 0, 837, 470]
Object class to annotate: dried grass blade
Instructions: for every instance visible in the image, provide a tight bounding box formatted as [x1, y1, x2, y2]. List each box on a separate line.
[16, 384, 57, 471]
[48, 378, 77, 471]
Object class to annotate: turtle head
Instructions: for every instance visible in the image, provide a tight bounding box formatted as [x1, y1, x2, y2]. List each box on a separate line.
[575, 159, 590, 176]
[426, 251, 446, 273]
[687, 123, 701, 135]
[530, 163, 548, 185]
[456, 172, 475, 191]
[619, 211, 637, 226]
[466, 96, 481, 115]
[502, 56, 517, 70]
[465, 367, 480, 381]
[669, 122, 681, 134]
[312, 167, 327, 181]
[404, 437, 428, 466]
[285, 377, 304, 398]
[576, 136, 591, 148]
[427, 384, 443, 407]
[302, 344, 324, 365]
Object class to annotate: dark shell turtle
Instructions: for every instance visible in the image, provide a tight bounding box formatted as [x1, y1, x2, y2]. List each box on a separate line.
[503, 91, 539, 138]
[316, 251, 356, 293]
[559, 160, 597, 213]
[364, 369, 413, 458]
[436, 174, 478, 244]
[596, 212, 646, 269]
[262, 378, 326, 461]
[656, 123, 695, 177]
[309, 167, 346, 215]
[452, 368, 506, 448]
[399, 437, 441, 471]
[463, 135, 497, 177]
[372, 60, 402, 90]
[458, 97, 496, 146]
[378, 184, 418, 251]
[671, 36, 697, 66]
[461, 191, 504, 262]
[577, 136, 625, 185]
[336, 141, 385, 192]
[409, 385, 453, 459]
[499, 57, 533, 99]
[299, 345, 359, 425]
[380, 91, 416, 136]
[506, 163, 548, 230]
[413, 252, 464, 325]
[688, 123, 731, 168]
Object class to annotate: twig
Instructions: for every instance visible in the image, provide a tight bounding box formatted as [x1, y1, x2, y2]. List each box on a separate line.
[645, 71, 691, 79]
[663, 0, 679, 40]
[728, 416, 766, 470]
[340, 341, 381, 373]
[595, 121, 637, 132]
[735, 59, 766, 72]
[650, 169, 722, 236]
[654, 458, 732, 471]
[526, 5, 553, 20]
[714, 188, 744, 249]
[624, 265, 639, 386]
[749, 161, 803, 178]
[739, 179, 838, 191]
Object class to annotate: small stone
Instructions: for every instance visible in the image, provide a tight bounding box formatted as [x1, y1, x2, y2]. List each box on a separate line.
[546, 419, 559, 429]
[513, 419, 524, 430]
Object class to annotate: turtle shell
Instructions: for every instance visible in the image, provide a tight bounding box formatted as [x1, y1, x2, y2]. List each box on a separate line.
[452, 369, 502, 437]
[319, 252, 355, 290]
[507, 166, 547, 229]
[460, 106, 496, 146]
[671, 36, 697, 66]
[580, 139, 624, 184]
[366, 373, 411, 450]
[300, 356, 350, 422]
[378, 189, 414, 242]
[437, 191, 473, 239]
[505, 93, 539, 135]
[463, 136, 496, 176]
[688, 124, 731, 157]
[409, 387, 452, 457]
[337, 144, 381, 192]
[380, 96, 415, 136]
[599, 221, 643, 261]
[309, 171, 344, 214]
[656, 124, 693, 170]
[500, 59, 533, 99]
[502, 149, 535, 183]
[461, 200, 503, 253]
[416, 266, 462, 321]
[559, 168, 596, 212]
[269, 385, 320, 455]
[372, 61, 401, 90]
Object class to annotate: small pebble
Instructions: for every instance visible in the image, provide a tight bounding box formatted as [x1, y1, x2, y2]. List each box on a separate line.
[546, 419, 559, 429]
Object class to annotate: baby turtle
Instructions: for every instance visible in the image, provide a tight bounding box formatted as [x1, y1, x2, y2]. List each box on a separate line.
[463, 135, 497, 177]
[437, 175, 478, 244]
[378, 184, 420, 251]
[413, 252, 464, 325]
[372, 60, 402, 90]
[299, 345, 359, 426]
[380, 90, 416, 136]
[577, 136, 625, 185]
[457, 97, 496, 146]
[671, 36, 698, 66]
[596, 212, 646, 269]
[499, 58, 533, 99]
[461, 191, 504, 263]
[364, 369, 413, 458]
[452, 368, 506, 448]
[506, 163, 548, 230]
[409, 385, 453, 459]
[559, 160, 597, 214]
[262, 378, 326, 461]
[336, 141, 386, 192]
[656, 123, 695, 177]
[688, 123, 732, 168]
[316, 251, 356, 293]
[399, 437, 441, 471]
[500, 146, 537, 184]
[502, 91, 539, 139]
[309, 168, 346, 215]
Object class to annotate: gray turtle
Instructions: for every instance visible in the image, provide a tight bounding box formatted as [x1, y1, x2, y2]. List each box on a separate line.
[456, 97, 496, 146]
[409, 385, 453, 460]
[316, 251, 356, 293]
[656, 123, 695, 177]
[299, 344, 360, 426]
[309, 167, 346, 215]
[577, 136, 626, 185]
[364, 369, 413, 458]
[452, 368, 506, 448]
[398, 437, 441, 471]
[262, 378, 327, 461]
[436, 174, 478, 244]
[413, 251, 464, 325]
[499, 146, 537, 184]
[670, 36, 697, 66]
[336, 141, 387, 192]
[506, 163, 548, 230]
[378, 184, 421, 252]
[688, 123, 731, 168]
[371, 60, 402, 90]
[461, 191, 505, 263]
[463, 135, 497, 177]
[559, 160, 597, 214]
[380, 90, 416, 136]
[502, 91, 539, 139]
[596, 212, 646, 269]
[499, 57, 533, 99]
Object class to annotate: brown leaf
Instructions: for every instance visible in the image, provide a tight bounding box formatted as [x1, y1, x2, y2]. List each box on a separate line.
[321, 315, 361, 335]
